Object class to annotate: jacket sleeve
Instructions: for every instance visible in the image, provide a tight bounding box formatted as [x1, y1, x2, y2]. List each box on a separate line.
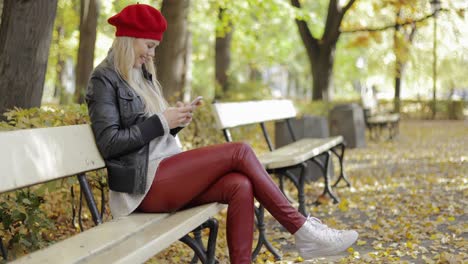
[86, 75, 168, 159]
[170, 127, 183, 135]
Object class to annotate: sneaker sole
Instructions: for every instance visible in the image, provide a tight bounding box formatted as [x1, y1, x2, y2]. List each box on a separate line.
[299, 232, 359, 259]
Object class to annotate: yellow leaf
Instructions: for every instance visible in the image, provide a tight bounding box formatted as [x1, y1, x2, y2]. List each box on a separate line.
[338, 199, 349, 212]
[357, 240, 367, 246]
[405, 241, 414, 249]
[406, 232, 414, 239]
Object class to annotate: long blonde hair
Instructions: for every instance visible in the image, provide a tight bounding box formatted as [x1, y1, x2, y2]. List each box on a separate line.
[111, 37, 167, 115]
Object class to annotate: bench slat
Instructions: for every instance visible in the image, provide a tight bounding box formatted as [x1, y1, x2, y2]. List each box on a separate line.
[11, 203, 226, 264]
[258, 136, 343, 169]
[367, 113, 400, 124]
[0, 125, 105, 193]
[213, 100, 297, 129]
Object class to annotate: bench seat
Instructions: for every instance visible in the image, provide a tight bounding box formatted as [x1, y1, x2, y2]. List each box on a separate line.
[365, 113, 400, 140]
[12, 202, 225, 264]
[366, 113, 399, 124]
[258, 136, 344, 169]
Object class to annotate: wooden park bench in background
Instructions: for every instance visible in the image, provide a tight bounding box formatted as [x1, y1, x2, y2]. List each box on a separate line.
[212, 100, 352, 213]
[364, 111, 400, 140]
[0, 125, 224, 264]
[361, 85, 400, 140]
[212, 99, 352, 260]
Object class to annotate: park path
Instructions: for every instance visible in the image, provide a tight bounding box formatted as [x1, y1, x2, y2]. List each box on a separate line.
[265, 120, 468, 264]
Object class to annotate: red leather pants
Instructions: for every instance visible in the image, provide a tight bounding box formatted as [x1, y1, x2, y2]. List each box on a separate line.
[138, 142, 306, 264]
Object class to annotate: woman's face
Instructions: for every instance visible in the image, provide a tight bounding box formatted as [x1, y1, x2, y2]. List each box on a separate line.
[133, 38, 160, 68]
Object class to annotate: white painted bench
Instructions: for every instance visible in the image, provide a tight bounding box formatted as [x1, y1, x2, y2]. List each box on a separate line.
[0, 125, 225, 264]
[212, 100, 352, 214]
[362, 90, 400, 140]
[365, 111, 400, 140]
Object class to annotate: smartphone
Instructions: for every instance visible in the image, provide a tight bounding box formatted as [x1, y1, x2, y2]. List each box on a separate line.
[191, 96, 203, 106]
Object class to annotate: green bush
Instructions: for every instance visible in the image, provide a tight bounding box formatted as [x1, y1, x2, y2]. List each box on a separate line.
[0, 190, 53, 259]
[0, 104, 89, 131]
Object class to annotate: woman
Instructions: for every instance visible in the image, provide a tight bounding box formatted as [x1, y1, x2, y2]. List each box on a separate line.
[86, 4, 358, 263]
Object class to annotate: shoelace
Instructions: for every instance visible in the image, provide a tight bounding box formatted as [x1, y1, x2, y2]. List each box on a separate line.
[304, 215, 345, 244]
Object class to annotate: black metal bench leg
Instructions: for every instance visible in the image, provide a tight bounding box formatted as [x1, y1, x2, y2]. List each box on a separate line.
[331, 144, 351, 188]
[189, 228, 203, 264]
[251, 205, 281, 261]
[182, 218, 219, 264]
[77, 173, 102, 225]
[281, 167, 307, 215]
[181, 235, 208, 264]
[204, 218, 219, 264]
[277, 173, 296, 204]
[389, 121, 399, 139]
[297, 165, 307, 216]
[312, 152, 340, 204]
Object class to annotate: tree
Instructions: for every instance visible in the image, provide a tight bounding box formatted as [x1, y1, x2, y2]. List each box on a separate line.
[214, 7, 233, 100]
[75, 0, 100, 104]
[155, 0, 191, 103]
[0, 0, 58, 117]
[290, 0, 357, 101]
[393, 8, 417, 113]
[48, 0, 80, 105]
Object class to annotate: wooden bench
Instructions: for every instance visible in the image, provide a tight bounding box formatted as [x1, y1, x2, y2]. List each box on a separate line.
[212, 99, 351, 213]
[212, 99, 352, 260]
[364, 110, 400, 140]
[361, 87, 400, 140]
[0, 125, 225, 263]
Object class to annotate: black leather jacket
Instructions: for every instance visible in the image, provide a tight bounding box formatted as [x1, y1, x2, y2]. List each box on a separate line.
[86, 54, 181, 194]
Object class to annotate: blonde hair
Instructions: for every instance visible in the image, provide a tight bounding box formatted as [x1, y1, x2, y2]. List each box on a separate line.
[111, 37, 167, 115]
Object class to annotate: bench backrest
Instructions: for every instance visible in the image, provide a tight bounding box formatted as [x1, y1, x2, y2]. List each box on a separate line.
[212, 99, 297, 129]
[0, 124, 105, 194]
[212, 99, 298, 151]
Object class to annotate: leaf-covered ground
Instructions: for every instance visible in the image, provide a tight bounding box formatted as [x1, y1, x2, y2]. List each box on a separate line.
[151, 120, 467, 263]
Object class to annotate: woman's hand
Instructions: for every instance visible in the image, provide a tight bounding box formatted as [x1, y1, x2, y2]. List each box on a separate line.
[163, 102, 194, 129]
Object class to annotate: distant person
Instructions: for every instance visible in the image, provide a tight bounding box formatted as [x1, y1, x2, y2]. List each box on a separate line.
[85, 4, 358, 263]
[362, 84, 378, 111]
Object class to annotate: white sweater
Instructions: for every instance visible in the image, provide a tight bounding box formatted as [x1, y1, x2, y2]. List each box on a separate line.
[109, 113, 182, 219]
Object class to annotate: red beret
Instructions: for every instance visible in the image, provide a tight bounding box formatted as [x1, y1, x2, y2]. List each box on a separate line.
[108, 4, 167, 41]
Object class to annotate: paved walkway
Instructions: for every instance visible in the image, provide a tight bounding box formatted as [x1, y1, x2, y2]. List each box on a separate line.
[264, 120, 467, 263]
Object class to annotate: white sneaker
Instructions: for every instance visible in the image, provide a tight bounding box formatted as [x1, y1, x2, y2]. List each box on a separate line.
[294, 216, 358, 259]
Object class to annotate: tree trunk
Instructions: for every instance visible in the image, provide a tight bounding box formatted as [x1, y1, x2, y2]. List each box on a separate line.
[290, 0, 356, 101]
[393, 10, 403, 113]
[75, 0, 99, 104]
[54, 25, 66, 104]
[394, 70, 402, 113]
[214, 7, 233, 100]
[393, 9, 417, 113]
[0, 0, 3, 25]
[311, 45, 336, 101]
[155, 0, 190, 103]
[249, 63, 262, 82]
[0, 0, 58, 117]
